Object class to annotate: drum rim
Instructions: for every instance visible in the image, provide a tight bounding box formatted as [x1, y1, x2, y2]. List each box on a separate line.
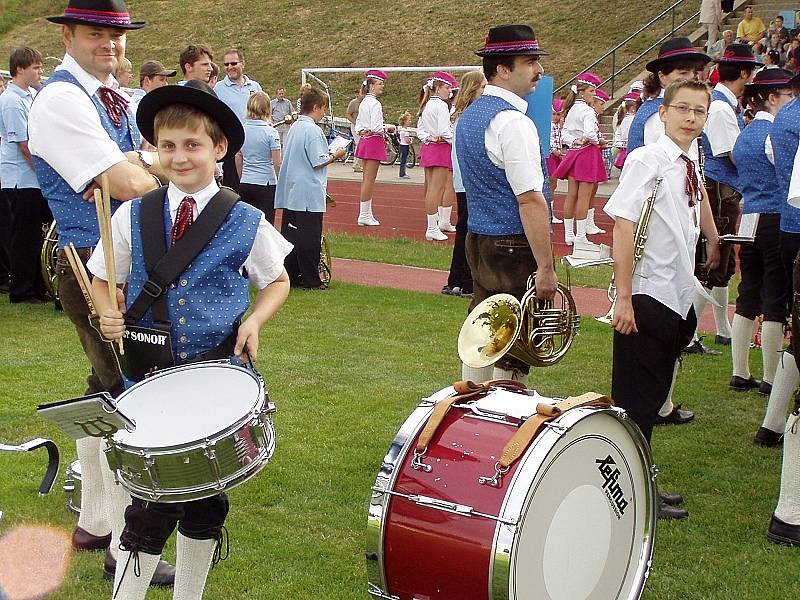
[490, 406, 657, 600]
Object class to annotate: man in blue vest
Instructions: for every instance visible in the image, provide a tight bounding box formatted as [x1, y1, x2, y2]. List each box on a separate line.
[455, 24, 557, 385]
[27, 0, 174, 586]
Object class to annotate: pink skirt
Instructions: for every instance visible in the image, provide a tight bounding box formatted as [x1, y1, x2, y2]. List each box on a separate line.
[552, 145, 609, 183]
[420, 142, 453, 170]
[355, 135, 388, 161]
[614, 148, 628, 169]
[545, 153, 562, 177]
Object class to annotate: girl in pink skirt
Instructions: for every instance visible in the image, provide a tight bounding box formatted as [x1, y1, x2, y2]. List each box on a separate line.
[546, 97, 565, 224]
[612, 91, 639, 170]
[417, 70, 458, 241]
[355, 69, 394, 226]
[553, 72, 608, 247]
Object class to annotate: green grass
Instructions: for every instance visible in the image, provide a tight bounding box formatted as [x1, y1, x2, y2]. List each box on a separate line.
[1, 282, 800, 599]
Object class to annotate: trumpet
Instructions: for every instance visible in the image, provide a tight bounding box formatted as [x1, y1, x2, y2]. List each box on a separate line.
[597, 177, 663, 325]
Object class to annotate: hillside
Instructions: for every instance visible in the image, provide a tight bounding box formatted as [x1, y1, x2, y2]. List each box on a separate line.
[0, 0, 700, 120]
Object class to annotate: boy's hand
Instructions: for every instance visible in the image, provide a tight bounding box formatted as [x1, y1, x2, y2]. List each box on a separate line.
[98, 287, 127, 340]
[333, 147, 346, 160]
[611, 297, 637, 334]
[235, 318, 260, 362]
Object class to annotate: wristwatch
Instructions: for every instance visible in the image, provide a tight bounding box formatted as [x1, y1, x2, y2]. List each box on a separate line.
[137, 150, 154, 169]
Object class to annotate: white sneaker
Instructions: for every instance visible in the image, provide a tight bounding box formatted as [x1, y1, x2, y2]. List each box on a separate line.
[358, 215, 380, 226]
[551, 216, 563, 224]
[425, 228, 448, 241]
[586, 222, 606, 235]
[439, 222, 456, 233]
[573, 235, 600, 250]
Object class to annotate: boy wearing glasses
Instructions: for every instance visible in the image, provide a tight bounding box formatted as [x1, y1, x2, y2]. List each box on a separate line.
[605, 79, 720, 520]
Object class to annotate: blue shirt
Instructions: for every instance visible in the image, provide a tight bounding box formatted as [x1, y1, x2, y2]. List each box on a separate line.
[214, 75, 262, 121]
[0, 82, 39, 189]
[241, 119, 281, 185]
[275, 115, 329, 212]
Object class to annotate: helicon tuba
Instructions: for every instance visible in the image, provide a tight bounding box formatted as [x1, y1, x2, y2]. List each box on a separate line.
[41, 221, 59, 301]
[458, 274, 579, 369]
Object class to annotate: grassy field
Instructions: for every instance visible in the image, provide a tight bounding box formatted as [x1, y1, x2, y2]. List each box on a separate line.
[1, 281, 799, 599]
[0, 0, 700, 118]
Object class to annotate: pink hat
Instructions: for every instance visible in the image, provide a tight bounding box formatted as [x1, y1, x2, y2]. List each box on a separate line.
[428, 70, 459, 90]
[594, 88, 610, 103]
[365, 69, 388, 82]
[575, 72, 602, 87]
[552, 98, 564, 112]
[622, 91, 640, 102]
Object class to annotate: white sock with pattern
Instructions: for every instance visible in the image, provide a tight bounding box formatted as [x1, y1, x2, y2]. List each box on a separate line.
[763, 352, 799, 433]
[100, 451, 132, 561]
[776, 412, 800, 525]
[658, 360, 680, 417]
[691, 292, 709, 344]
[711, 286, 732, 338]
[172, 534, 217, 600]
[761, 321, 784, 385]
[75, 436, 111, 537]
[112, 550, 160, 600]
[731, 314, 753, 379]
[491, 366, 528, 386]
[461, 363, 493, 384]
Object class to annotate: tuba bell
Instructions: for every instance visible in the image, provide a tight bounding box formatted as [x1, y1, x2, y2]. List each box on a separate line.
[41, 221, 59, 301]
[458, 274, 579, 369]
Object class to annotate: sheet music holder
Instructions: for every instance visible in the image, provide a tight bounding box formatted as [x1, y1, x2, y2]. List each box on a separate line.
[37, 393, 135, 440]
[719, 212, 758, 244]
[562, 255, 614, 269]
[328, 136, 352, 154]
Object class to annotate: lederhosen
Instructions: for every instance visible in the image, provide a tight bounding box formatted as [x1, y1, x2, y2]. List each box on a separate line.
[700, 89, 744, 288]
[731, 116, 788, 324]
[118, 186, 258, 556]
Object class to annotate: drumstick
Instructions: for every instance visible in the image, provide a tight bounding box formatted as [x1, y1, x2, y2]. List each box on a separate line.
[94, 175, 124, 355]
[64, 244, 96, 315]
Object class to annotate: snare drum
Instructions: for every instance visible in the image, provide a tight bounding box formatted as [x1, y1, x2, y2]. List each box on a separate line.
[367, 385, 656, 600]
[105, 361, 276, 503]
[64, 460, 81, 514]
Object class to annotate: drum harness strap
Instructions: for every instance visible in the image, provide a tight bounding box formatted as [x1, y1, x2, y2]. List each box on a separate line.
[123, 186, 241, 369]
[413, 380, 613, 487]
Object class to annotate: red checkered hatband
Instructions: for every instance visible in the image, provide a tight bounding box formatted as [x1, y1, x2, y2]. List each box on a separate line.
[64, 7, 132, 25]
[658, 47, 702, 59]
[481, 39, 540, 52]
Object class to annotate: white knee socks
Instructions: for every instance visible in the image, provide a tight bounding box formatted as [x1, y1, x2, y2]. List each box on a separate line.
[691, 291, 710, 343]
[461, 363, 493, 384]
[491, 366, 528, 386]
[76, 436, 111, 537]
[731, 314, 753, 379]
[711, 286, 732, 338]
[112, 550, 161, 600]
[775, 412, 800, 525]
[762, 352, 800, 433]
[172, 534, 217, 600]
[100, 452, 132, 561]
[761, 321, 784, 385]
[658, 360, 680, 417]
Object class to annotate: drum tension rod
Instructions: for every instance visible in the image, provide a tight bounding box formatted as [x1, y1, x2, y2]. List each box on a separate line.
[372, 486, 517, 526]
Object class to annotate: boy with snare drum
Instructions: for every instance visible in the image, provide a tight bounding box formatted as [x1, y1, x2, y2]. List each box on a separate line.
[605, 79, 721, 521]
[88, 80, 291, 600]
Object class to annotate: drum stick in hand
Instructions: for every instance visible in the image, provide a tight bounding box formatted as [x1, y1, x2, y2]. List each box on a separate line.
[94, 174, 124, 355]
[64, 244, 96, 315]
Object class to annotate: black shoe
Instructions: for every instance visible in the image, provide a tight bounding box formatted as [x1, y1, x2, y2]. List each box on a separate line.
[758, 381, 773, 396]
[655, 404, 695, 425]
[683, 339, 721, 355]
[766, 514, 800, 546]
[103, 550, 176, 587]
[659, 490, 684, 506]
[730, 375, 761, 391]
[753, 426, 783, 447]
[658, 501, 689, 520]
[71, 526, 111, 551]
[715, 335, 732, 345]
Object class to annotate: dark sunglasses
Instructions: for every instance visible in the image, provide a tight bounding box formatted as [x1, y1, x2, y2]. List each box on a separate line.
[223, 61, 240, 67]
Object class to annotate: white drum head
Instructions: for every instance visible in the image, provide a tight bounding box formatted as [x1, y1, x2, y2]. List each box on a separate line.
[508, 409, 653, 600]
[114, 364, 261, 448]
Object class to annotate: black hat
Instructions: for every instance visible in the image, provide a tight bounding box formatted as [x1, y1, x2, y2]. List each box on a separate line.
[746, 68, 795, 90]
[645, 37, 711, 73]
[136, 80, 244, 161]
[475, 24, 548, 57]
[47, 0, 145, 29]
[716, 42, 763, 67]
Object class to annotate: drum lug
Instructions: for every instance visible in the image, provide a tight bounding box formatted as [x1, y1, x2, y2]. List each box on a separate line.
[258, 403, 277, 424]
[203, 443, 224, 490]
[544, 422, 569, 436]
[650, 463, 659, 482]
[411, 449, 432, 473]
[478, 462, 510, 488]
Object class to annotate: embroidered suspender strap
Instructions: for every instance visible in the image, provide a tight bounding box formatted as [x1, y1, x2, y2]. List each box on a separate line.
[498, 392, 613, 469]
[125, 187, 240, 324]
[414, 379, 528, 454]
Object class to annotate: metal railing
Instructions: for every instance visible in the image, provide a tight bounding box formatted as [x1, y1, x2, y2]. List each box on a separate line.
[555, 0, 700, 98]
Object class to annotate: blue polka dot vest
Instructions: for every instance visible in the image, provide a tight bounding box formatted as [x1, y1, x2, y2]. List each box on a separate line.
[701, 89, 743, 192]
[32, 70, 141, 249]
[455, 95, 523, 235]
[128, 191, 261, 362]
[772, 98, 800, 233]
[627, 97, 663, 153]
[732, 118, 781, 215]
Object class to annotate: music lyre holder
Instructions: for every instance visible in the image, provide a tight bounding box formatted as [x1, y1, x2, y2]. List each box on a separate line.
[0, 438, 60, 495]
[37, 392, 136, 442]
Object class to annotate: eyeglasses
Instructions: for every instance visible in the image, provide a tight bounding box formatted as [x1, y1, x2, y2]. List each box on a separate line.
[223, 61, 240, 67]
[665, 103, 708, 118]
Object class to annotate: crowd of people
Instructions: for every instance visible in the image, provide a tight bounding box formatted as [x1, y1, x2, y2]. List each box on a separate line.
[3, 0, 800, 598]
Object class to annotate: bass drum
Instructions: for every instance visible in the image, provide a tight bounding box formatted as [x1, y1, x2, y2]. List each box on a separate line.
[41, 221, 59, 301]
[367, 385, 656, 600]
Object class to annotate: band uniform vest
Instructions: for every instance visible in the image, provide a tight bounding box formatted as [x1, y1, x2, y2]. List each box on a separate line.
[732, 118, 781, 215]
[772, 99, 800, 233]
[626, 97, 663, 153]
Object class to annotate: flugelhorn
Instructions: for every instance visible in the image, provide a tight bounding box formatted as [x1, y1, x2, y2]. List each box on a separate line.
[458, 273, 579, 369]
[597, 177, 663, 325]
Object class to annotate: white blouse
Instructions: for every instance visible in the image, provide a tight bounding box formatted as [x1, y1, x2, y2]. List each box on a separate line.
[562, 100, 599, 147]
[416, 97, 453, 143]
[355, 94, 385, 135]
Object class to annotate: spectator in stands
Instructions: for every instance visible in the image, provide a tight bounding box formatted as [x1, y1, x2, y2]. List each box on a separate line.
[700, 0, 723, 53]
[765, 32, 784, 56]
[178, 44, 213, 84]
[736, 6, 767, 45]
[772, 14, 790, 44]
[762, 49, 781, 69]
[791, 11, 800, 40]
[113, 56, 133, 89]
[787, 38, 800, 74]
[753, 42, 767, 64]
[270, 87, 293, 145]
[709, 29, 734, 60]
[129, 60, 176, 115]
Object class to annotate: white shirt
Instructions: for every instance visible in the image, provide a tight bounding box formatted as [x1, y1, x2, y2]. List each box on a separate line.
[416, 97, 453, 142]
[354, 94, 385, 135]
[87, 180, 292, 289]
[480, 84, 543, 195]
[28, 53, 129, 193]
[705, 83, 740, 157]
[614, 113, 634, 148]
[788, 148, 800, 208]
[643, 90, 666, 145]
[604, 134, 703, 318]
[562, 100, 599, 146]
